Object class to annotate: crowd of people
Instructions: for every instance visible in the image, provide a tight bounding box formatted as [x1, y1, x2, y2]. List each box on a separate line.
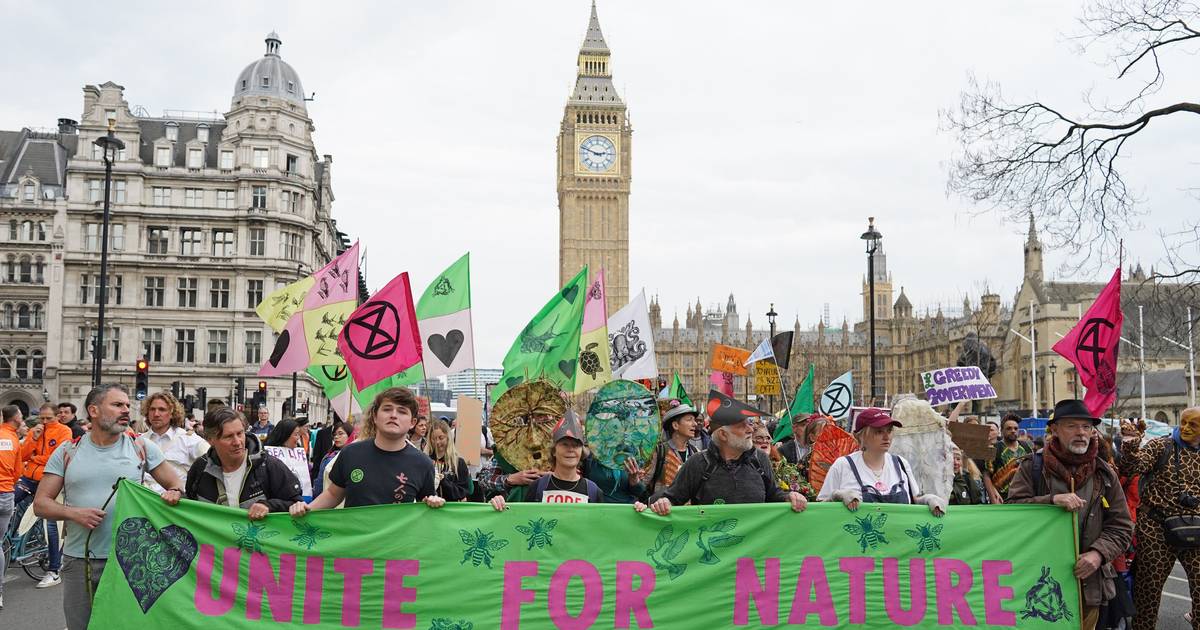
[2, 380, 1199, 630]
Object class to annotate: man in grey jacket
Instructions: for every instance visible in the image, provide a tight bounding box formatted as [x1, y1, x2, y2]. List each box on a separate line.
[634, 390, 807, 514]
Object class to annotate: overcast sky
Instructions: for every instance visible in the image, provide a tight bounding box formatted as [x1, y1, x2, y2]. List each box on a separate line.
[3, 1, 1196, 367]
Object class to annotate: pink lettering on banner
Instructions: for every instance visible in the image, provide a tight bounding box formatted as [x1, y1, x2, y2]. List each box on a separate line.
[303, 556, 324, 624]
[614, 561, 656, 629]
[933, 558, 977, 625]
[246, 552, 296, 622]
[501, 561, 540, 630]
[787, 556, 838, 626]
[334, 558, 375, 627]
[194, 545, 240, 616]
[733, 557, 779, 625]
[547, 560, 604, 629]
[382, 560, 420, 629]
[838, 557, 875, 624]
[882, 558, 927, 626]
[982, 560, 1016, 626]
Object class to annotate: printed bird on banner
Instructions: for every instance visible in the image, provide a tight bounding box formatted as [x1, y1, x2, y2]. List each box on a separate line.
[493, 266, 589, 401]
[574, 269, 613, 393]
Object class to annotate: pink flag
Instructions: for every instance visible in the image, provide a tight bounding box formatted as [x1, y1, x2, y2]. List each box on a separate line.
[710, 370, 735, 397]
[305, 241, 360, 309]
[581, 270, 607, 332]
[337, 272, 423, 390]
[1052, 268, 1124, 417]
[259, 314, 310, 376]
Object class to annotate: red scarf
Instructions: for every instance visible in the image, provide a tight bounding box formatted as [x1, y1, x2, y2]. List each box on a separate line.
[1043, 435, 1098, 490]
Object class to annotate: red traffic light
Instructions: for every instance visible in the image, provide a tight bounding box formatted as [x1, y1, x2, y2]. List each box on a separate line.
[136, 359, 149, 371]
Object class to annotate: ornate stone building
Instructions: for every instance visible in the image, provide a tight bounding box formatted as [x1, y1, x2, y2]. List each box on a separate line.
[0, 123, 74, 415]
[37, 32, 356, 421]
[557, 2, 631, 314]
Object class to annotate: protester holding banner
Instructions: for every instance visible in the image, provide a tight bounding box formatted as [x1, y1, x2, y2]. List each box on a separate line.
[140, 392, 208, 496]
[635, 391, 807, 514]
[492, 411, 602, 508]
[816, 408, 947, 515]
[1117, 406, 1200, 630]
[643, 402, 701, 499]
[185, 407, 304, 520]
[292, 387, 445, 514]
[1007, 400, 1133, 630]
[425, 418, 472, 501]
[33, 384, 181, 630]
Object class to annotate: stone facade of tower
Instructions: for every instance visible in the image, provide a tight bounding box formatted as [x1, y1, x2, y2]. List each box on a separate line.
[557, 3, 631, 314]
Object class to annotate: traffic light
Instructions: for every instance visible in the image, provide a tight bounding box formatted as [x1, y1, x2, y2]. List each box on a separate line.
[257, 380, 268, 406]
[171, 380, 182, 399]
[301, 401, 309, 414]
[135, 358, 149, 400]
[196, 387, 207, 412]
[235, 377, 245, 405]
[183, 394, 195, 417]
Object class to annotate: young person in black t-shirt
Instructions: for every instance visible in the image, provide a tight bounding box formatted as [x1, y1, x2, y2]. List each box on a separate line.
[490, 410, 602, 509]
[290, 387, 444, 514]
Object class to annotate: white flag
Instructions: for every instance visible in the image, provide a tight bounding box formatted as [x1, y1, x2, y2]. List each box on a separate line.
[743, 336, 775, 366]
[819, 370, 854, 421]
[606, 290, 658, 380]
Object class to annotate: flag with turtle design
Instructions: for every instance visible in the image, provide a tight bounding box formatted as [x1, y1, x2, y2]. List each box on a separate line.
[574, 269, 612, 393]
[493, 266, 589, 401]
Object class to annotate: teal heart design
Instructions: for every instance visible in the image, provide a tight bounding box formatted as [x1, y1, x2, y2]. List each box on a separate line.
[560, 284, 580, 304]
[558, 359, 576, 378]
[114, 517, 198, 613]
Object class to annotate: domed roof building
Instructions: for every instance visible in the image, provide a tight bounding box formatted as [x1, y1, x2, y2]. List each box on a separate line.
[232, 32, 307, 111]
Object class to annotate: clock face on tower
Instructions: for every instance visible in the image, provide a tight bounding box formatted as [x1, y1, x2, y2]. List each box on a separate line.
[578, 135, 616, 172]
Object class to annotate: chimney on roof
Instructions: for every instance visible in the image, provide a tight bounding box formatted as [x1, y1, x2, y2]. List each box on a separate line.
[57, 118, 78, 134]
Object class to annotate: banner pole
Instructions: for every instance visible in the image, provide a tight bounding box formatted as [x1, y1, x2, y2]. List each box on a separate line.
[774, 361, 794, 425]
[1070, 477, 1084, 623]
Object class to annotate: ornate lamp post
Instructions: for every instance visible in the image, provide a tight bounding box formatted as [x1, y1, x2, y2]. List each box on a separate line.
[860, 218, 882, 404]
[1049, 362, 1057, 405]
[91, 121, 125, 386]
[766, 303, 777, 411]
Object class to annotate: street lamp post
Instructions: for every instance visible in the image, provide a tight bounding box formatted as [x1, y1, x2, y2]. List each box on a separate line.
[1049, 363, 1057, 405]
[860, 218, 882, 404]
[91, 122, 125, 387]
[291, 263, 302, 416]
[766, 303, 777, 412]
[1162, 306, 1196, 408]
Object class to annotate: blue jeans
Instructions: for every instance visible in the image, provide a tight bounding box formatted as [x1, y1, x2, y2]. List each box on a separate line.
[14, 476, 61, 572]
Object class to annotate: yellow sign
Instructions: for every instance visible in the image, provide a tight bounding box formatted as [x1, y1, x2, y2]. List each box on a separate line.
[755, 361, 781, 395]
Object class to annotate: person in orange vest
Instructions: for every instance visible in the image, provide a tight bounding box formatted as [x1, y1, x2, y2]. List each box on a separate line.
[1, 404, 26, 609]
[16, 402, 73, 588]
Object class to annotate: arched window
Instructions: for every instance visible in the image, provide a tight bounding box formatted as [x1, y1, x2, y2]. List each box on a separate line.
[19, 221, 32, 241]
[2, 303, 11, 329]
[34, 256, 44, 283]
[0, 352, 11, 378]
[36, 221, 46, 241]
[18, 256, 31, 283]
[31, 304, 42, 329]
[15, 350, 28, 379]
[5, 255, 14, 282]
[17, 304, 30, 329]
[31, 350, 43, 380]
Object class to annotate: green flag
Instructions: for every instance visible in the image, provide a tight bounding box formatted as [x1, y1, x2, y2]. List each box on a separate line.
[492, 266, 589, 401]
[667, 373, 692, 407]
[774, 363, 815, 441]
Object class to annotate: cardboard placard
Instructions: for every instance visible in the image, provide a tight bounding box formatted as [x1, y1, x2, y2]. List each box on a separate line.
[920, 366, 997, 406]
[754, 361, 781, 395]
[948, 421, 994, 461]
[710, 344, 751, 375]
[455, 396, 484, 467]
[417, 395, 431, 419]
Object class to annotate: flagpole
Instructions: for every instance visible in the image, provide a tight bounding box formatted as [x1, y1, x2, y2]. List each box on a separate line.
[773, 361, 794, 427]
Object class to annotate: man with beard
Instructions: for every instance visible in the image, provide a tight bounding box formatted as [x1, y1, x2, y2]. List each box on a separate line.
[1008, 400, 1133, 630]
[988, 413, 1033, 503]
[634, 404, 807, 514]
[291, 387, 444, 514]
[33, 384, 182, 630]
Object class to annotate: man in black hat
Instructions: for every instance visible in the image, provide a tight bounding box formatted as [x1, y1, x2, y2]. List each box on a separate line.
[1008, 399, 1132, 630]
[634, 391, 807, 514]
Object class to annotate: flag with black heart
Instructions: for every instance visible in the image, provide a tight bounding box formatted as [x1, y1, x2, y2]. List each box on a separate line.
[416, 253, 475, 378]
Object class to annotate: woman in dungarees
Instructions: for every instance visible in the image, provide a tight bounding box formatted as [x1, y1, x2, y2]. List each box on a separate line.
[816, 408, 947, 515]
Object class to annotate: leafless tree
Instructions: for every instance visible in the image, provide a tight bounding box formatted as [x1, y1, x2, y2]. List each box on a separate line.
[943, 0, 1200, 271]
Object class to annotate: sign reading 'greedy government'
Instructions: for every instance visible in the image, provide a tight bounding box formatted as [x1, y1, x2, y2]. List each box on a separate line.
[920, 366, 998, 406]
[93, 481, 1079, 629]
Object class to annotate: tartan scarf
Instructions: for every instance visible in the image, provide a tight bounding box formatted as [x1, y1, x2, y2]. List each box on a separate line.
[1043, 434, 1098, 490]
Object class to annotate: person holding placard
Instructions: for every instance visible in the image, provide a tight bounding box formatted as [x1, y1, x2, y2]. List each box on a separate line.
[185, 407, 303, 519]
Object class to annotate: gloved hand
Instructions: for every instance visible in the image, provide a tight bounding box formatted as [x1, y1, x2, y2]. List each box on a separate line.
[831, 489, 863, 511]
[918, 494, 947, 517]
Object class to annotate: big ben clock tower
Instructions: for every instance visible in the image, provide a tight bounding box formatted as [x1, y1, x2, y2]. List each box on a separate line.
[558, 1, 631, 314]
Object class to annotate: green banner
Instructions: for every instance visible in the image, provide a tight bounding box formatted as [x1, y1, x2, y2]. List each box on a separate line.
[94, 481, 1080, 629]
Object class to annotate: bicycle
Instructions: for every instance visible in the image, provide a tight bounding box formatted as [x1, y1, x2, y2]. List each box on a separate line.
[2, 494, 52, 581]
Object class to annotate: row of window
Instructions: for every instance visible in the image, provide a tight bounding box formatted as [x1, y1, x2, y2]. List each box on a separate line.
[0, 303, 44, 330]
[151, 145, 301, 174]
[76, 326, 262, 366]
[0, 349, 45, 381]
[81, 274, 269, 310]
[6, 220, 48, 242]
[89, 181, 304, 213]
[82, 225, 305, 260]
[3, 255, 46, 284]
